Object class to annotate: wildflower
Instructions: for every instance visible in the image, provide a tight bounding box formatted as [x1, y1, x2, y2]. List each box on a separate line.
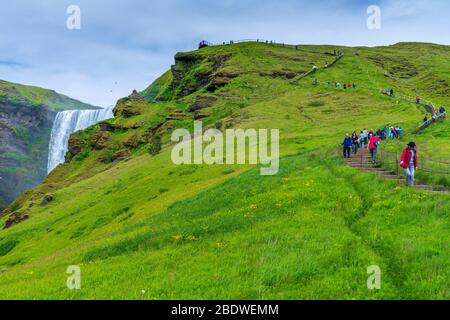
[172, 235, 183, 241]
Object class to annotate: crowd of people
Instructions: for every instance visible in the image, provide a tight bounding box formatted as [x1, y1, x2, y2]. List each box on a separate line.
[385, 92, 447, 127]
[342, 129, 421, 186]
[342, 126, 404, 163]
[422, 106, 447, 127]
[327, 82, 357, 90]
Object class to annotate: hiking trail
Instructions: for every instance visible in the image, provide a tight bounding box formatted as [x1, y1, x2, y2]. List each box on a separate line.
[343, 147, 450, 194]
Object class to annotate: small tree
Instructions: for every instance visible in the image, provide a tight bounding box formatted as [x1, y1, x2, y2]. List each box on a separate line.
[148, 135, 162, 156]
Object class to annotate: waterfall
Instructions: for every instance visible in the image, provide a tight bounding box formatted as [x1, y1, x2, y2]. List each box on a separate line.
[47, 106, 114, 173]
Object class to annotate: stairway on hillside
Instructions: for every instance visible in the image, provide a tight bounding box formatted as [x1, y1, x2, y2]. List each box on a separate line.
[343, 147, 448, 193]
[385, 93, 447, 131]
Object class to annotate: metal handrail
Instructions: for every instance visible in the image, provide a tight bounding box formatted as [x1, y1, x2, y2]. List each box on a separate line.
[198, 39, 298, 48]
[338, 143, 450, 176]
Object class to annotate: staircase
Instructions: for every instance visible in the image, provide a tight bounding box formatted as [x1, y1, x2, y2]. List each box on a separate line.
[343, 147, 447, 193]
[385, 93, 447, 132]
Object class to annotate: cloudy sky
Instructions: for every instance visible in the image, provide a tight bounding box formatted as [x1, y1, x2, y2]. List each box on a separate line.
[0, 0, 449, 107]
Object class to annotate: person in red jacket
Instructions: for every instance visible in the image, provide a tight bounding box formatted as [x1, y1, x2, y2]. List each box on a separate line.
[400, 142, 418, 186]
[369, 134, 381, 163]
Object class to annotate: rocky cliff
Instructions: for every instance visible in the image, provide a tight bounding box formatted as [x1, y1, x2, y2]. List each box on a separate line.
[0, 80, 97, 211]
[0, 101, 56, 211]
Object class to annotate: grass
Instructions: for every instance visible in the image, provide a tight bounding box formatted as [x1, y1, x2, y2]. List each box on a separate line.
[0, 79, 99, 111]
[0, 41, 449, 299]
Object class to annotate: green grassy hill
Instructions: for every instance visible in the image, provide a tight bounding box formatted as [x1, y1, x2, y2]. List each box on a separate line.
[0, 80, 98, 111]
[0, 42, 448, 299]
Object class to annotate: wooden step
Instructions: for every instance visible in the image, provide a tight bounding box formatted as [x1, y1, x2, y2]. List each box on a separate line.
[415, 184, 438, 190]
[344, 157, 450, 194]
[363, 169, 386, 172]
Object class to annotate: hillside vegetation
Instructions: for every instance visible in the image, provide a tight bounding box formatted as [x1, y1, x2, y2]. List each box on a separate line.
[0, 42, 449, 299]
[0, 80, 98, 111]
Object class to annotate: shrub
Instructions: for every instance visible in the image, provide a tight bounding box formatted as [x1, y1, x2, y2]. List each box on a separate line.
[148, 135, 162, 156]
[307, 100, 325, 107]
[0, 240, 18, 257]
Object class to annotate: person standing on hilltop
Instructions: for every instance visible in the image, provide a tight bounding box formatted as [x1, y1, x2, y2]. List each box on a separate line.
[400, 142, 418, 187]
[342, 134, 353, 159]
[369, 134, 381, 163]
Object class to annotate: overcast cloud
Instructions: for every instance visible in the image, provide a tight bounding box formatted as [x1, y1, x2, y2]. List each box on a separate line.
[0, 0, 449, 107]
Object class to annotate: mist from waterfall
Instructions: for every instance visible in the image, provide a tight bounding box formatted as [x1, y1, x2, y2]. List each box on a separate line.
[47, 106, 114, 173]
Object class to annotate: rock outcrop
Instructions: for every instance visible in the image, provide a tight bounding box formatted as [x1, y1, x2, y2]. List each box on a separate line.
[0, 80, 98, 212]
[0, 101, 55, 211]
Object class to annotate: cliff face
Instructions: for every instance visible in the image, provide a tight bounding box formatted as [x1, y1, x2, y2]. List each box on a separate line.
[0, 80, 99, 211]
[0, 101, 56, 210]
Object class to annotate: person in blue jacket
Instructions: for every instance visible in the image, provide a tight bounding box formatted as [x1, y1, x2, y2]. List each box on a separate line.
[342, 134, 353, 159]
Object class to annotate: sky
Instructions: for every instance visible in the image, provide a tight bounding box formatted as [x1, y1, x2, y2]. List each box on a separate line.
[0, 0, 449, 107]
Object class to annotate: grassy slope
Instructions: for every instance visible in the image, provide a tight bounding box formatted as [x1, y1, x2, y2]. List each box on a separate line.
[0, 42, 448, 299]
[0, 79, 99, 111]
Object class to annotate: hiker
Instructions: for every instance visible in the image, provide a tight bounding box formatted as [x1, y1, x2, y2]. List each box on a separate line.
[376, 129, 382, 138]
[381, 127, 387, 140]
[392, 127, 398, 139]
[416, 96, 421, 104]
[432, 112, 437, 123]
[360, 131, 366, 148]
[343, 83, 347, 89]
[423, 116, 429, 127]
[352, 83, 356, 89]
[336, 82, 341, 88]
[369, 134, 381, 163]
[400, 142, 418, 187]
[342, 134, 353, 158]
[363, 128, 369, 148]
[351, 131, 359, 154]
[389, 127, 395, 139]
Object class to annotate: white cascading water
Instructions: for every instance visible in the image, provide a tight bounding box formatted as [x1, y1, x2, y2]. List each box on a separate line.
[47, 106, 114, 173]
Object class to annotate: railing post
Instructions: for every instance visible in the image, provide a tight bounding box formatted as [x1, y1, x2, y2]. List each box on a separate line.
[396, 151, 399, 176]
[361, 145, 363, 167]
